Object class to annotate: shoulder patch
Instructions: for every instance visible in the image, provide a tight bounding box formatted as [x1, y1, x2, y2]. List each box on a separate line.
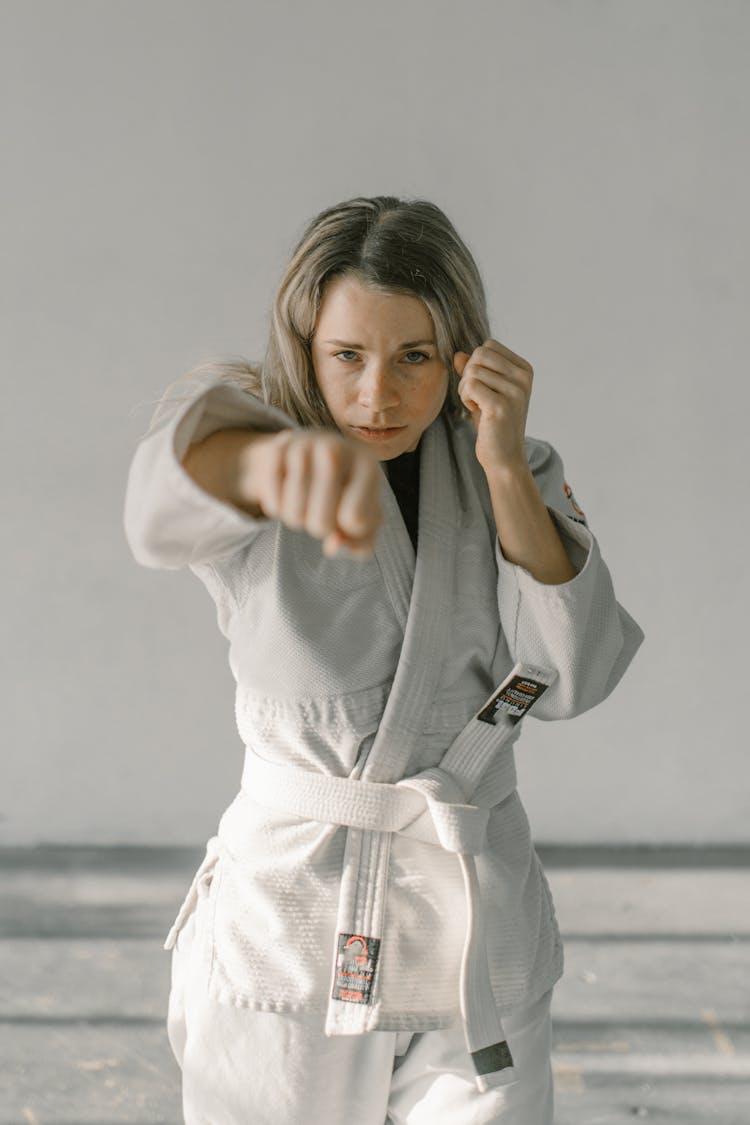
[563, 481, 587, 524]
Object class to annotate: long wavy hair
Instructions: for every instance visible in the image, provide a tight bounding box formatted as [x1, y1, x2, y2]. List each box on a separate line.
[145, 196, 491, 433]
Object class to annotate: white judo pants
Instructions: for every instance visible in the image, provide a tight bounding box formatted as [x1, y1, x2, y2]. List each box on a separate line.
[167, 902, 555, 1125]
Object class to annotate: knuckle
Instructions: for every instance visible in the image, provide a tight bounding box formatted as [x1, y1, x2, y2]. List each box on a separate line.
[317, 431, 343, 452]
[287, 440, 312, 471]
[308, 501, 337, 539]
[341, 505, 367, 535]
[317, 437, 347, 472]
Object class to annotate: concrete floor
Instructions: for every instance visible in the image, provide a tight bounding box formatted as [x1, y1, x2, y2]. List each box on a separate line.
[1, 845, 748, 1124]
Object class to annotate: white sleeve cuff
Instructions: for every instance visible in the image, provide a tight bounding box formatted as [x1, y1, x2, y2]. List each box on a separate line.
[124, 375, 296, 569]
[494, 510, 643, 718]
[494, 507, 593, 593]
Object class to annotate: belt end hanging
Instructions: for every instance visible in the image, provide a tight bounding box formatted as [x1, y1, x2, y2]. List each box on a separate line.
[471, 1039, 518, 1091]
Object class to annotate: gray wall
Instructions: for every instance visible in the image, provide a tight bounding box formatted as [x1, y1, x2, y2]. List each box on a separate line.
[2, 0, 747, 845]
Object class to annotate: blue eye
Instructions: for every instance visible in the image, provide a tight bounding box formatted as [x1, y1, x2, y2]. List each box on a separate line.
[332, 351, 430, 364]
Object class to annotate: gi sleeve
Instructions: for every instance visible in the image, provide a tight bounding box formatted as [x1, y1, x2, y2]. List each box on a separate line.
[123, 371, 296, 569]
[494, 438, 645, 720]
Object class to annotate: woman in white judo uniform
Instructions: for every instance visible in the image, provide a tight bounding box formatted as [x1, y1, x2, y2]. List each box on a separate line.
[124, 194, 644, 1124]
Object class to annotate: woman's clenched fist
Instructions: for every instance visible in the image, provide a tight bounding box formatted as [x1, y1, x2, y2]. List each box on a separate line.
[240, 430, 384, 558]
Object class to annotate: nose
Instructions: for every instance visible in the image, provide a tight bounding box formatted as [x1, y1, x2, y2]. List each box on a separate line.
[357, 362, 401, 413]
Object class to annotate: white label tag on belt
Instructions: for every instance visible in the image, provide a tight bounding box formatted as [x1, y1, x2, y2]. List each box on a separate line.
[331, 934, 381, 1004]
[476, 663, 554, 726]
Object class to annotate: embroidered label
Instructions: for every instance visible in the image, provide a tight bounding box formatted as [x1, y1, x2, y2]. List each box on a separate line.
[477, 670, 551, 725]
[563, 481, 587, 525]
[332, 934, 381, 1005]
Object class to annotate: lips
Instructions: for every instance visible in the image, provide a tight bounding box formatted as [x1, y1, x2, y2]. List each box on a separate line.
[349, 424, 407, 442]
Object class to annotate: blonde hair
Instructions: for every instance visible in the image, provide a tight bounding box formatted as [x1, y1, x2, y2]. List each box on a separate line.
[145, 195, 491, 432]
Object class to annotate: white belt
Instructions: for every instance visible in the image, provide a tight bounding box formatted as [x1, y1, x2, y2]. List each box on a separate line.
[238, 749, 501, 851]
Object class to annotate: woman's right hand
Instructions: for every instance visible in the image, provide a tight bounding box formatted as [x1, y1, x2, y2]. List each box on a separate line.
[240, 430, 384, 558]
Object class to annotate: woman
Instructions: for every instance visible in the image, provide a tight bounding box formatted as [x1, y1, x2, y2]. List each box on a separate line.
[124, 195, 644, 1124]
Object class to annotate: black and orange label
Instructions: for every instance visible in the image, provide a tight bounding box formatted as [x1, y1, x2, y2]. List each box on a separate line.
[332, 933, 381, 1005]
[477, 674, 550, 726]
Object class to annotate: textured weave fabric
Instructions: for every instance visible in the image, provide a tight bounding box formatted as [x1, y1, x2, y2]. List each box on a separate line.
[124, 372, 644, 1030]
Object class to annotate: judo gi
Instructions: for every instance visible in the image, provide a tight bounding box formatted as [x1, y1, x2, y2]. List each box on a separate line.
[123, 371, 644, 1121]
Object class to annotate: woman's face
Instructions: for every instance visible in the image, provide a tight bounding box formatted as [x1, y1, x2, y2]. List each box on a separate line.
[310, 274, 449, 460]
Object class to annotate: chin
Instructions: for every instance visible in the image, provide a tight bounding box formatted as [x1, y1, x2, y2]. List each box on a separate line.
[381, 436, 416, 459]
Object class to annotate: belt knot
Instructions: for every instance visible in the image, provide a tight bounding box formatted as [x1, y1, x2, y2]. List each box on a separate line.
[396, 767, 490, 855]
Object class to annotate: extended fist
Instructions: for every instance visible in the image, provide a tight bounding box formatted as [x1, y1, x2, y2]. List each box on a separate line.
[242, 430, 384, 558]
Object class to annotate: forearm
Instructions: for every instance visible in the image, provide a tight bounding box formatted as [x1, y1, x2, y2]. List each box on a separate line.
[181, 428, 274, 518]
[486, 463, 578, 585]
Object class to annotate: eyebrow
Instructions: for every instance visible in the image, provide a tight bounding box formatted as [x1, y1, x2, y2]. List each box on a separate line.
[324, 338, 435, 349]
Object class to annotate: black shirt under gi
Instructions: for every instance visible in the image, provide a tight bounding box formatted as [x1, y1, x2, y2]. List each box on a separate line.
[384, 441, 421, 554]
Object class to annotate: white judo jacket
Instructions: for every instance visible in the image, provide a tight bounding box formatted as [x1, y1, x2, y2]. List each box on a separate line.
[124, 372, 644, 1091]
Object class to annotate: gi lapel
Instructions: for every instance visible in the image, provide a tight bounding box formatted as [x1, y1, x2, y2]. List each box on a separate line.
[367, 413, 460, 784]
[326, 413, 462, 1035]
[371, 463, 415, 636]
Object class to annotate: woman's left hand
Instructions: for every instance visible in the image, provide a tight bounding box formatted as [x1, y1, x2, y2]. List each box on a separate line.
[454, 340, 533, 476]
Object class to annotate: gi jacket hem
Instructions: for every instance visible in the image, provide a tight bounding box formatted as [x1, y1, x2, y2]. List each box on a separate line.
[166, 826, 566, 1030]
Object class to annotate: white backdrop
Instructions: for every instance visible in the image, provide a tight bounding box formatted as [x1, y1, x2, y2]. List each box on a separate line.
[1, 0, 747, 844]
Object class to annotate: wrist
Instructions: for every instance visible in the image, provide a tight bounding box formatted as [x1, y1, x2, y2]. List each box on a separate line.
[235, 431, 279, 516]
[482, 457, 535, 493]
